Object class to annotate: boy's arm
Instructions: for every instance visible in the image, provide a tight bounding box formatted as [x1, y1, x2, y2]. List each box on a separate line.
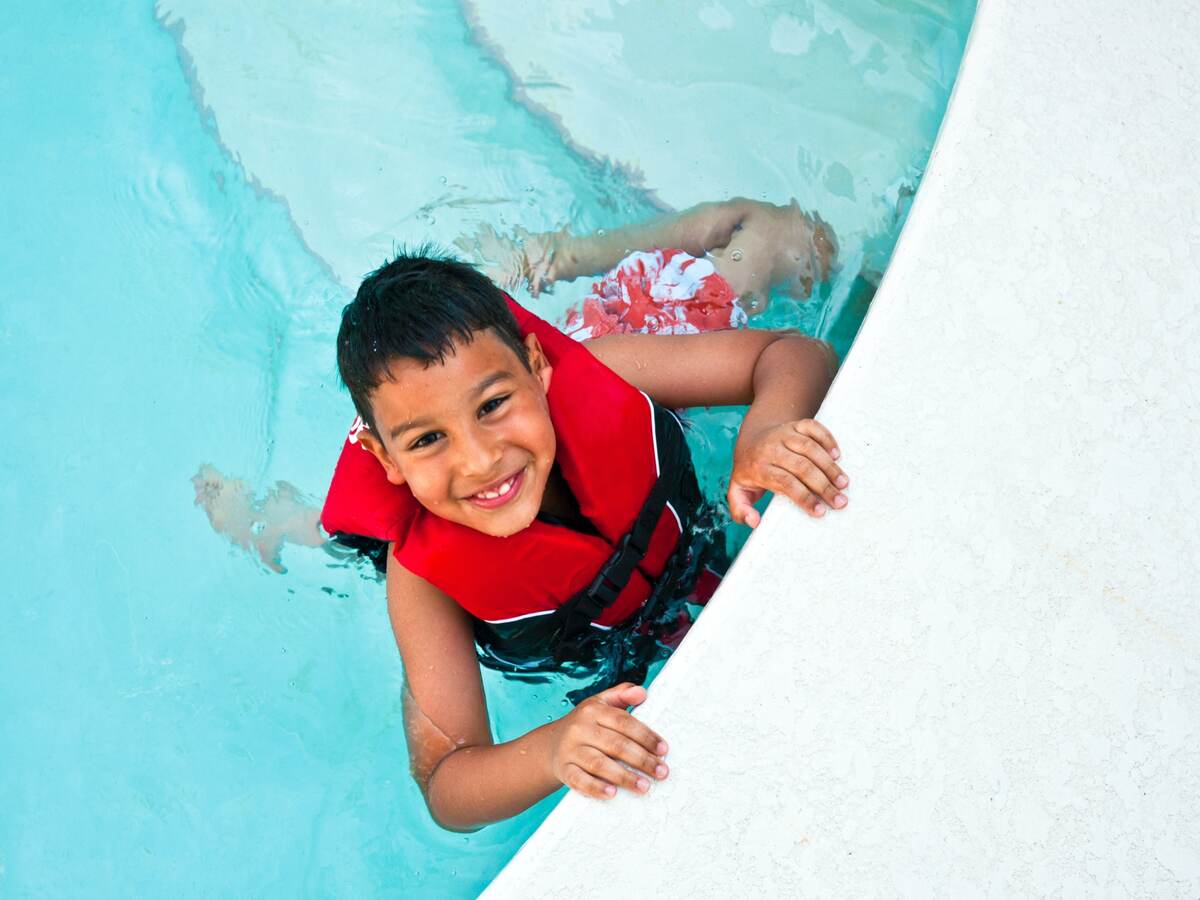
[456, 200, 760, 296]
[387, 551, 669, 831]
[587, 329, 847, 525]
[548, 198, 758, 283]
[585, 327, 832, 414]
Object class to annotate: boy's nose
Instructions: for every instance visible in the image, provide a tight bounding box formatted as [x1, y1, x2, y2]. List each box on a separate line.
[457, 429, 503, 480]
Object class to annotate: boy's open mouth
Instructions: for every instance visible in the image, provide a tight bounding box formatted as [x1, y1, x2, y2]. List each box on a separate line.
[466, 466, 525, 510]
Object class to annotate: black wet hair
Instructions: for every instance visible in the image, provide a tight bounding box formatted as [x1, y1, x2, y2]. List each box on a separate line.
[336, 244, 530, 432]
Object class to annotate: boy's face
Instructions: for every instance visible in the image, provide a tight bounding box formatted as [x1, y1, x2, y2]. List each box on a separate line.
[356, 329, 556, 538]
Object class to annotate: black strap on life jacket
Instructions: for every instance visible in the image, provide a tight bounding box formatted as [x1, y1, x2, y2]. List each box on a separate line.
[552, 468, 679, 663]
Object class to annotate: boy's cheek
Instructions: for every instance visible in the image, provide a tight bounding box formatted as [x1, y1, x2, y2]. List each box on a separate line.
[405, 474, 452, 514]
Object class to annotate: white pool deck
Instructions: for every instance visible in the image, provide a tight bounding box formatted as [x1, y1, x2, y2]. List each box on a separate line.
[483, 0, 1200, 896]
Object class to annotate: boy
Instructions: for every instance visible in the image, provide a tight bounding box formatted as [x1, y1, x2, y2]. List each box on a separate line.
[320, 248, 848, 831]
[457, 196, 838, 323]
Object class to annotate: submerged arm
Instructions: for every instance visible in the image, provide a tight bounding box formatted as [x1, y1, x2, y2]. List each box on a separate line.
[191, 465, 325, 572]
[455, 199, 760, 296]
[388, 552, 554, 829]
[548, 198, 759, 283]
[388, 551, 668, 830]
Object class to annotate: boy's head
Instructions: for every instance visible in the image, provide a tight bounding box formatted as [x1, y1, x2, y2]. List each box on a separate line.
[337, 247, 557, 537]
[770, 199, 838, 301]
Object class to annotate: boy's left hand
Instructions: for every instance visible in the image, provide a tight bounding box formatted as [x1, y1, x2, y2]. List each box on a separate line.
[728, 418, 848, 528]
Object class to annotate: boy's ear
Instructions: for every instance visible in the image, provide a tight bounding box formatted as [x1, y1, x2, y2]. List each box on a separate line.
[355, 428, 406, 486]
[523, 333, 553, 393]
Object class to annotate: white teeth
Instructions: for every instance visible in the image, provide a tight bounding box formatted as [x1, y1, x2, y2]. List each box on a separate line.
[475, 475, 515, 501]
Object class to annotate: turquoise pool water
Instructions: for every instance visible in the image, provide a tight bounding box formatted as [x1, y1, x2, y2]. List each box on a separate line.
[0, 2, 972, 896]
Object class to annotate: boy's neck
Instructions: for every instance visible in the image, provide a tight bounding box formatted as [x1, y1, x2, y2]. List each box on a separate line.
[538, 464, 578, 519]
[540, 468, 571, 518]
[536, 464, 600, 537]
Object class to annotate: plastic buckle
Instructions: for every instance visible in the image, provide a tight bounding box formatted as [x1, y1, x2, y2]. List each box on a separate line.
[554, 526, 655, 664]
[582, 570, 621, 610]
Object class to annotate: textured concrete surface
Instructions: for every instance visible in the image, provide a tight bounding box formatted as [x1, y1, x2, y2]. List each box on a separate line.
[484, 0, 1200, 896]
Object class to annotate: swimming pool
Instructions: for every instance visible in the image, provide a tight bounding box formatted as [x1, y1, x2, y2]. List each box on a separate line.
[0, 1, 972, 896]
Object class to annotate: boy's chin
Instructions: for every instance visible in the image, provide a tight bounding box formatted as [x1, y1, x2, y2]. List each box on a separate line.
[466, 516, 533, 538]
[459, 500, 539, 538]
[458, 474, 546, 537]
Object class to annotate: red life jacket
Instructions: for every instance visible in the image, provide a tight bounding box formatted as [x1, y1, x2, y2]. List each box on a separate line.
[320, 300, 697, 650]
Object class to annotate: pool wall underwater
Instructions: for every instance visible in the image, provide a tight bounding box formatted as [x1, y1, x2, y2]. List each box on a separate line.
[485, 0, 1200, 895]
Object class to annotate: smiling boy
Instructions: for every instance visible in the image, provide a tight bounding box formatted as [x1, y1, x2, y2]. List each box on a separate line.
[312, 248, 848, 830]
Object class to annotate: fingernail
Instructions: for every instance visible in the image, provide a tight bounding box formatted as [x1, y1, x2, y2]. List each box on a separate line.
[656, 741, 668, 755]
[604, 785, 616, 797]
[831, 448, 840, 460]
[637, 778, 650, 792]
[655, 764, 668, 779]
[814, 503, 826, 516]
[833, 494, 847, 508]
[835, 475, 848, 489]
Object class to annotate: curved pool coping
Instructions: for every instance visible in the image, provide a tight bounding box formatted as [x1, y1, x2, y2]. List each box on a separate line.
[484, 0, 1200, 894]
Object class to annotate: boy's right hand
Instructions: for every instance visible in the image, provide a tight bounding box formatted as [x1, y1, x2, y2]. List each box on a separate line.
[545, 683, 670, 800]
[452, 224, 559, 297]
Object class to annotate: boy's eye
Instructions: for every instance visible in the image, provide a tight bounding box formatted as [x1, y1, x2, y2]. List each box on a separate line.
[409, 431, 442, 451]
[479, 394, 510, 416]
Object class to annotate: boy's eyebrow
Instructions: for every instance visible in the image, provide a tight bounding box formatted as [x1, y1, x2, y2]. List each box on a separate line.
[471, 370, 514, 397]
[388, 370, 515, 440]
[391, 416, 433, 440]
